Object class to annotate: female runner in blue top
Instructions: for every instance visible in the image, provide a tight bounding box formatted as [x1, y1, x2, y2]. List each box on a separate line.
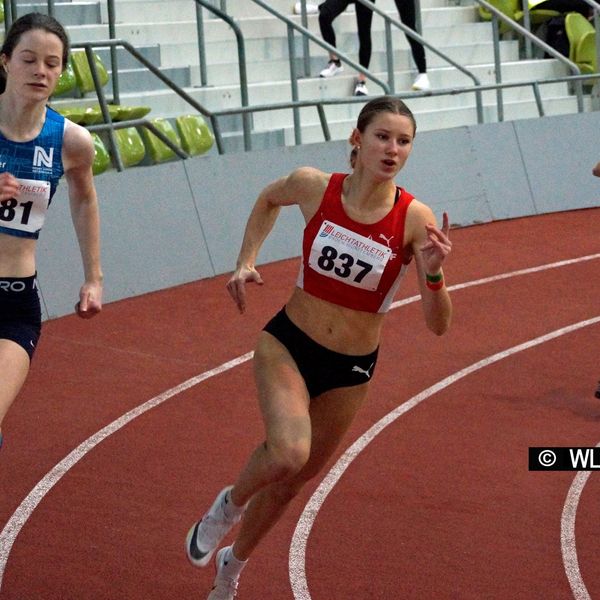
[0, 13, 103, 450]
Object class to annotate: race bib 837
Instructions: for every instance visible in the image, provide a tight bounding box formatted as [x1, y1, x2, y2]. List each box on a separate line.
[308, 220, 392, 291]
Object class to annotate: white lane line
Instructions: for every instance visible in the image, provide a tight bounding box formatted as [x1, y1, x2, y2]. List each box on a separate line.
[289, 317, 600, 600]
[561, 442, 600, 600]
[0, 353, 253, 585]
[390, 253, 600, 310]
[0, 252, 598, 589]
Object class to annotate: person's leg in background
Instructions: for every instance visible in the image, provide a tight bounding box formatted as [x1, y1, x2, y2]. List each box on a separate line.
[318, 0, 351, 77]
[394, 0, 431, 90]
[353, 0, 375, 95]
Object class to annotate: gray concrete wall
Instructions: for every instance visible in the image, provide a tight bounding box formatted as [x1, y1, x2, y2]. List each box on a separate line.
[36, 110, 600, 320]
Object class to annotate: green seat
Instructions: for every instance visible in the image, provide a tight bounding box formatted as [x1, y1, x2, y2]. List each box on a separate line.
[478, 0, 519, 33]
[479, 0, 560, 33]
[71, 50, 109, 95]
[175, 114, 215, 156]
[55, 105, 87, 124]
[114, 127, 146, 168]
[78, 104, 120, 126]
[91, 133, 111, 175]
[114, 105, 152, 121]
[53, 60, 77, 97]
[577, 30, 598, 73]
[140, 117, 182, 163]
[514, 8, 561, 25]
[565, 12, 596, 64]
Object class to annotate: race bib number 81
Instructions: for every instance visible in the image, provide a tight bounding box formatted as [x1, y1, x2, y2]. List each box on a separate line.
[0, 178, 50, 234]
[308, 220, 392, 291]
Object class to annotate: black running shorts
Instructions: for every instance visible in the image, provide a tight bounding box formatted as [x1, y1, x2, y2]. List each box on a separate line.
[0, 274, 42, 360]
[263, 307, 378, 399]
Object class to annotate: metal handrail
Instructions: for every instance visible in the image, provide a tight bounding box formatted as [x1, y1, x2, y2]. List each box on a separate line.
[70, 39, 226, 160]
[353, 0, 484, 121]
[250, 0, 392, 146]
[475, 0, 584, 118]
[45, 1, 598, 164]
[250, 0, 391, 92]
[3, 0, 55, 26]
[521, 0, 600, 58]
[192, 0, 251, 150]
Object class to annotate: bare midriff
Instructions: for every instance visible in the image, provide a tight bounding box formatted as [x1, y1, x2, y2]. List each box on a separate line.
[0, 233, 36, 277]
[284, 287, 384, 355]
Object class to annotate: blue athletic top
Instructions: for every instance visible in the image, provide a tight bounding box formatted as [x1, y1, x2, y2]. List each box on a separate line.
[0, 106, 66, 239]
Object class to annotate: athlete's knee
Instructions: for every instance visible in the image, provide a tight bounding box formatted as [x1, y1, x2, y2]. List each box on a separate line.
[265, 439, 311, 481]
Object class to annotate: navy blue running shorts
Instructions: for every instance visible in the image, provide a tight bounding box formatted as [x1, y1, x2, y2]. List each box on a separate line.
[0, 274, 42, 361]
[263, 307, 379, 399]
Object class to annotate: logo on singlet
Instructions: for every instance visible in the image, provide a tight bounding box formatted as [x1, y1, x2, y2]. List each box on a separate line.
[320, 223, 335, 237]
[33, 146, 53, 169]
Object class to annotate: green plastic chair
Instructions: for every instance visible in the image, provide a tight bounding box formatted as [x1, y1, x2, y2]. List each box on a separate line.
[565, 12, 595, 63]
[479, 0, 560, 32]
[140, 118, 182, 163]
[78, 104, 121, 126]
[55, 105, 87, 125]
[53, 60, 77, 97]
[91, 133, 111, 176]
[577, 30, 598, 73]
[114, 127, 146, 168]
[175, 114, 215, 156]
[514, 7, 561, 25]
[115, 105, 152, 121]
[478, 0, 520, 33]
[71, 50, 109, 95]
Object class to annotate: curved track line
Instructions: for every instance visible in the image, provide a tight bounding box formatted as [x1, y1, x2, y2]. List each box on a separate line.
[289, 317, 600, 600]
[0, 352, 253, 585]
[561, 442, 600, 600]
[0, 253, 598, 589]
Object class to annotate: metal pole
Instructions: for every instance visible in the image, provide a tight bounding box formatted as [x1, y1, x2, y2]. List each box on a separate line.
[106, 0, 120, 105]
[2, 0, 11, 27]
[84, 45, 123, 171]
[384, 20, 395, 93]
[288, 24, 302, 146]
[299, 0, 311, 78]
[196, 3, 208, 86]
[522, 2, 532, 58]
[492, 16, 504, 121]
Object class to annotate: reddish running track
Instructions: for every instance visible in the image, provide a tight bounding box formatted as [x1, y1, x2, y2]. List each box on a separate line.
[0, 208, 599, 599]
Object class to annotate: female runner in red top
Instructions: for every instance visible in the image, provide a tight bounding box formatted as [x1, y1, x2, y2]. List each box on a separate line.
[186, 95, 452, 600]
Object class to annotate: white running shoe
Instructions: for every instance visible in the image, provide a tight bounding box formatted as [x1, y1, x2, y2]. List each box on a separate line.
[354, 81, 368, 96]
[185, 486, 243, 568]
[412, 72, 431, 91]
[207, 547, 240, 600]
[293, 2, 318, 14]
[319, 61, 343, 78]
